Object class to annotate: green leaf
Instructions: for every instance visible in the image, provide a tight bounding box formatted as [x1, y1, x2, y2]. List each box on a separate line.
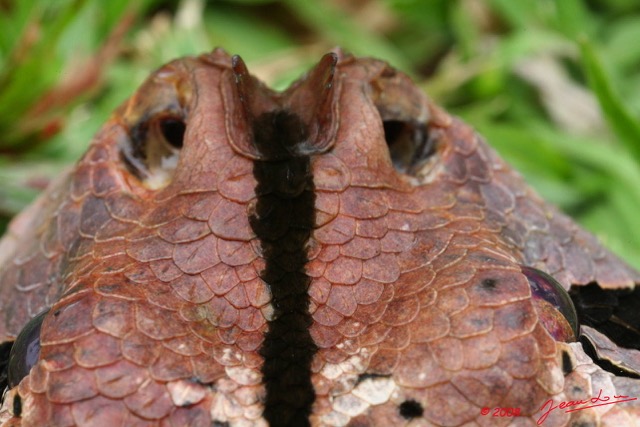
[0, 158, 66, 217]
[553, 0, 593, 39]
[580, 39, 640, 165]
[282, 0, 412, 73]
[489, 0, 542, 29]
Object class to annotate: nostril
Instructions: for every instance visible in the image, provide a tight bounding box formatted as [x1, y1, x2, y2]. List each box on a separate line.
[159, 117, 186, 149]
[121, 113, 186, 189]
[382, 119, 435, 175]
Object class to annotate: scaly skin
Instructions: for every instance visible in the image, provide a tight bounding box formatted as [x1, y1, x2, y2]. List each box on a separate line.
[0, 49, 639, 426]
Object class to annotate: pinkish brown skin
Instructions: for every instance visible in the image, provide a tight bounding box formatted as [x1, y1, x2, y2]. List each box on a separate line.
[0, 48, 639, 426]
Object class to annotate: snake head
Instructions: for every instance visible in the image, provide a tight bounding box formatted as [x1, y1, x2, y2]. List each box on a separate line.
[0, 49, 639, 426]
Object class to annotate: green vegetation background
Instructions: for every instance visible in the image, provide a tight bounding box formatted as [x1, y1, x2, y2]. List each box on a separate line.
[1, 0, 640, 269]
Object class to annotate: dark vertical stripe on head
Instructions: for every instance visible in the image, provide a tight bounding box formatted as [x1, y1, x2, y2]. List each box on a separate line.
[250, 111, 317, 427]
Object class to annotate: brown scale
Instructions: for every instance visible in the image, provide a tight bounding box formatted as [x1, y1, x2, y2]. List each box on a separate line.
[0, 48, 639, 426]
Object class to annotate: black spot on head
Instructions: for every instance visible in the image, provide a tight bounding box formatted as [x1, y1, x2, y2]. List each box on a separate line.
[12, 393, 21, 418]
[399, 399, 424, 419]
[481, 278, 498, 289]
[212, 422, 230, 427]
[561, 350, 573, 375]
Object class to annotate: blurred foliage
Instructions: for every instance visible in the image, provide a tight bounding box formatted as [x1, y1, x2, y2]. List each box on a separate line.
[1, 0, 640, 268]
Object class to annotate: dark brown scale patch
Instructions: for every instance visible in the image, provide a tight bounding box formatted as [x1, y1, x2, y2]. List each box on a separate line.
[250, 111, 316, 427]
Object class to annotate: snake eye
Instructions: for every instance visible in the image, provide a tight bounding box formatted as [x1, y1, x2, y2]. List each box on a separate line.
[7, 309, 48, 388]
[521, 266, 579, 342]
